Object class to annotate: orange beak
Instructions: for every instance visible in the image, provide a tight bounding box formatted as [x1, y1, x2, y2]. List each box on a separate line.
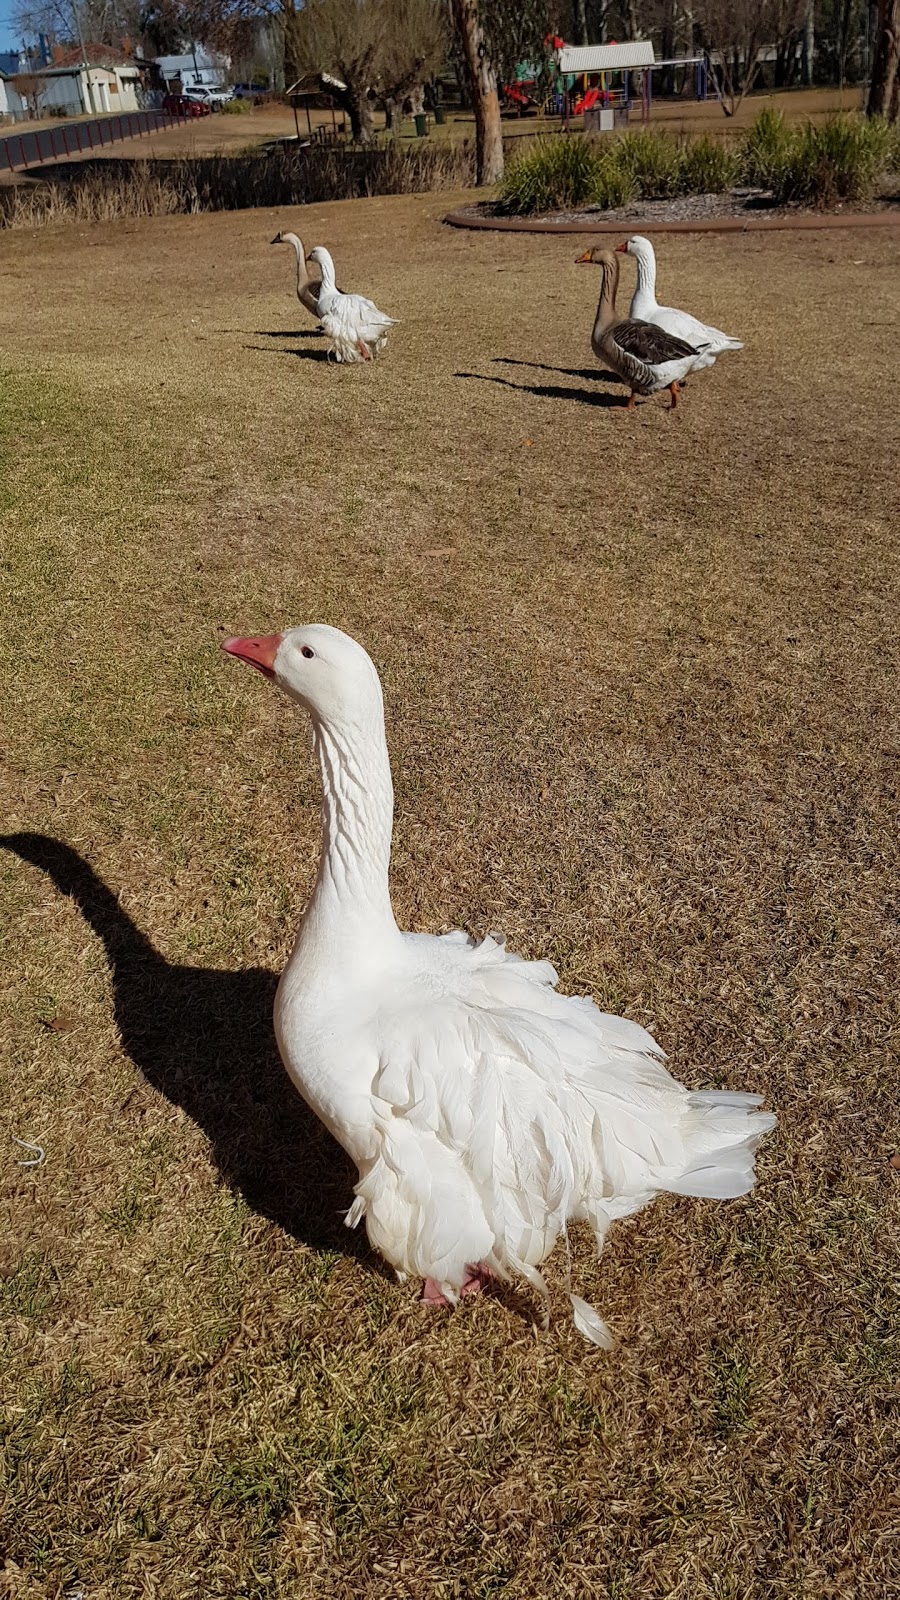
[614, 242, 627, 253]
[222, 633, 283, 679]
[575, 250, 593, 263]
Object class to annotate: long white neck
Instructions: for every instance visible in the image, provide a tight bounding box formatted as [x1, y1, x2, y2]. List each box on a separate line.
[630, 247, 658, 314]
[298, 711, 400, 955]
[316, 251, 336, 293]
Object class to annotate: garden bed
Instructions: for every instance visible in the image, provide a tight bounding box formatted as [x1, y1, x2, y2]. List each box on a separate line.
[447, 186, 900, 231]
[491, 112, 900, 221]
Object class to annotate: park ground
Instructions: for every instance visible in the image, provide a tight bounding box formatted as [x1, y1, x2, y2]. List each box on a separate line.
[3, 83, 868, 165]
[0, 195, 898, 1598]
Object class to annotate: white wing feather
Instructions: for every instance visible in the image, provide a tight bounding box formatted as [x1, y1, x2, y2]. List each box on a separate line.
[353, 934, 774, 1337]
[317, 286, 397, 361]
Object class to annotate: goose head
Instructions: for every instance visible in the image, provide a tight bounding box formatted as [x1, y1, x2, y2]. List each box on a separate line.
[222, 624, 383, 729]
[307, 245, 336, 279]
[617, 234, 654, 264]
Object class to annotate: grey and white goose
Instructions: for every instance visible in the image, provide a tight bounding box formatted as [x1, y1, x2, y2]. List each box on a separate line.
[577, 247, 709, 411]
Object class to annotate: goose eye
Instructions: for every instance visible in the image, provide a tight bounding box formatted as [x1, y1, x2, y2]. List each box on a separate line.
[301, 646, 315, 659]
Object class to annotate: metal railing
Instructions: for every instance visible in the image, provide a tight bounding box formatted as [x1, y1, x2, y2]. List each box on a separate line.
[0, 108, 187, 175]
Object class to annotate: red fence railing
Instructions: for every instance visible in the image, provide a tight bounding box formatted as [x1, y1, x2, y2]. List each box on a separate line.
[0, 109, 188, 175]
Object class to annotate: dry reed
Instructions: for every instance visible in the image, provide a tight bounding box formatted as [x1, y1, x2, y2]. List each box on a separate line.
[0, 141, 476, 230]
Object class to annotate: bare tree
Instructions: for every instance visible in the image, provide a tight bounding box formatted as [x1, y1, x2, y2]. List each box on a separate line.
[288, 0, 383, 140]
[867, 0, 900, 118]
[694, 0, 781, 115]
[378, 0, 447, 120]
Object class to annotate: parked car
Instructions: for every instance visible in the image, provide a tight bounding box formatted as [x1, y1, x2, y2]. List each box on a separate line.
[180, 83, 234, 110]
[232, 83, 269, 100]
[162, 92, 211, 118]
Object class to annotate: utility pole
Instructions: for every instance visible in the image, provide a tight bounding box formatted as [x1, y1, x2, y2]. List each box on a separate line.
[71, 2, 93, 113]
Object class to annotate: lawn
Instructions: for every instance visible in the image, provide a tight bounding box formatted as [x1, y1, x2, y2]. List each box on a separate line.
[0, 196, 898, 1600]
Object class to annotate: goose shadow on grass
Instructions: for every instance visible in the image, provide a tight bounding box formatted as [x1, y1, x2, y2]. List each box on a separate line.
[252, 329, 322, 340]
[1, 833, 365, 1263]
[244, 343, 331, 363]
[455, 370, 624, 408]
[493, 355, 623, 385]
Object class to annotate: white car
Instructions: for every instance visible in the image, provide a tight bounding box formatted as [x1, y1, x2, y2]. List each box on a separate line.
[180, 83, 234, 109]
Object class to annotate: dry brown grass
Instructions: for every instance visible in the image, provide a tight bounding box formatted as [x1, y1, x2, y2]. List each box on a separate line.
[0, 196, 898, 1600]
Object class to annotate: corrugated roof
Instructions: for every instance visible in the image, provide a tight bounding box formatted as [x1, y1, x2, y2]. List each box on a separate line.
[558, 42, 655, 74]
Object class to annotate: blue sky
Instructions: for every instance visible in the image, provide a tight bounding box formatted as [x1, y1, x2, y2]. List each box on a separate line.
[1, 0, 22, 52]
[0, 0, 28, 54]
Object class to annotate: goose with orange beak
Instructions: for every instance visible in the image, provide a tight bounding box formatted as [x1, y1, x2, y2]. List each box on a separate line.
[576, 247, 709, 409]
[220, 623, 775, 1346]
[615, 235, 743, 366]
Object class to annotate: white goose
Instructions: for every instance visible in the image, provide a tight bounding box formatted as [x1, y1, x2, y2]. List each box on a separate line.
[618, 235, 743, 369]
[308, 246, 397, 363]
[223, 625, 775, 1346]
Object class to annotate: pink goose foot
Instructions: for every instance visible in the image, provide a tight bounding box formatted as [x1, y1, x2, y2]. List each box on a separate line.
[421, 1265, 495, 1307]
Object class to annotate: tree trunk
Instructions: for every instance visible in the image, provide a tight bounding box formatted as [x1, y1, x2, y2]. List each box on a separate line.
[281, 5, 303, 90]
[410, 83, 425, 116]
[573, 0, 588, 47]
[660, 0, 676, 94]
[351, 90, 376, 143]
[449, 0, 504, 184]
[804, 0, 815, 85]
[867, 0, 900, 117]
[384, 95, 397, 131]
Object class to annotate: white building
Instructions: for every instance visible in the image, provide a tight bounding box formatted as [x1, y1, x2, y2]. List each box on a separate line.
[0, 75, 12, 118]
[155, 48, 230, 90]
[52, 64, 141, 115]
[2, 62, 141, 118]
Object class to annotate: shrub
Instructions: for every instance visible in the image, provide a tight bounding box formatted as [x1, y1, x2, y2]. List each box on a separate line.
[499, 135, 606, 214]
[677, 134, 740, 195]
[768, 115, 892, 207]
[741, 110, 891, 206]
[221, 97, 252, 115]
[593, 158, 637, 210]
[741, 106, 793, 189]
[613, 129, 683, 198]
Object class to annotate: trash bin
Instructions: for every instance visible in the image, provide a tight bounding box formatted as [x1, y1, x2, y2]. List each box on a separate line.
[414, 112, 428, 137]
[434, 105, 446, 125]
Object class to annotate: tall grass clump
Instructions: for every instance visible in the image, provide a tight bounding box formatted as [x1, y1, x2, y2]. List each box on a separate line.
[778, 115, 893, 205]
[740, 106, 794, 189]
[613, 129, 684, 198]
[499, 136, 607, 214]
[677, 134, 740, 195]
[741, 109, 893, 206]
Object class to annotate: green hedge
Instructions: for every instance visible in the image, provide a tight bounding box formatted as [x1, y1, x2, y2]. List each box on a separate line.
[498, 113, 894, 216]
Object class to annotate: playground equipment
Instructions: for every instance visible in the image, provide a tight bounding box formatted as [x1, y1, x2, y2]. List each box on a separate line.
[499, 40, 716, 128]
